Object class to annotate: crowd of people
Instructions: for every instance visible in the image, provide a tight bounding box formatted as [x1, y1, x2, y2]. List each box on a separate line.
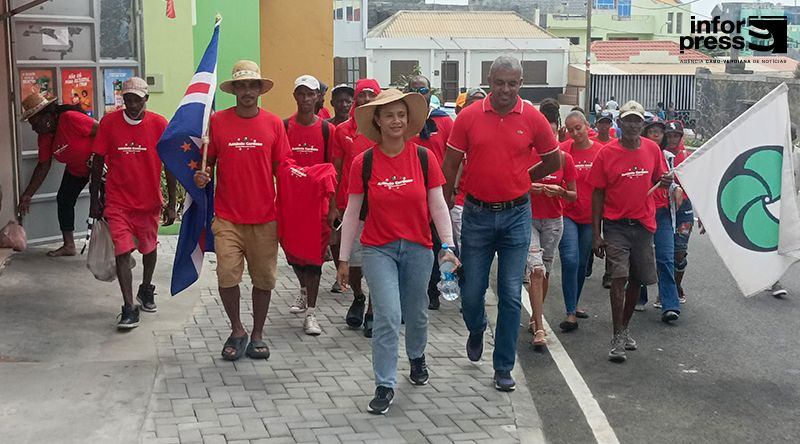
[17, 53, 720, 415]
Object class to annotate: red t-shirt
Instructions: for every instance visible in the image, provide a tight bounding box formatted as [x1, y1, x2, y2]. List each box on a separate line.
[448, 95, 560, 202]
[654, 147, 690, 207]
[348, 143, 446, 248]
[92, 110, 168, 212]
[409, 114, 454, 165]
[562, 140, 604, 224]
[332, 118, 376, 209]
[589, 136, 612, 146]
[587, 137, 666, 232]
[530, 151, 577, 219]
[38, 110, 95, 177]
[454, 157, 468, 206]
[277, 161, 337, 265]
[208, 108, 290, 224]
[318, 107, 332, 120]
[286, 115, 333, 167]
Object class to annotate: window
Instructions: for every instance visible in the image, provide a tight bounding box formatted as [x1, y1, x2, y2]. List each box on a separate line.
[481, 61, 493, 85]
[569, 37, 581, 45]
[617, 0, 631, 18]
[522, 60, 547, 85]
[354, 8, 361, 21]
[390, 60, 418, 85]
[346, 6, 353, 21]
[100, 0, 135, 59]
[335, 8, 344, 20]
[334, 57, 366, 85]
[676, 12, 683, 33]
[595, 0, 615, 10]
[667, 12, 674, 34]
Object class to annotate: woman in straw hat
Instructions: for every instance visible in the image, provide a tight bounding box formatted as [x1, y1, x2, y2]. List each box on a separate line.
[336, 89, 459, 415]
[18, 92, 98, 256]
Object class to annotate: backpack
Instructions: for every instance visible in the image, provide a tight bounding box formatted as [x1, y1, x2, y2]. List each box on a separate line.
[360, 145, 429, 221]
[283, 117, 331, 163]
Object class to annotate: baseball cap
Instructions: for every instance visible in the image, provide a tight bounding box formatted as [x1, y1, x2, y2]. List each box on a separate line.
[619, 100, 645, 120]
[294, 75, 320, 92]
[319, 81, 328, 94]
[466, 87, 487, 99]
[331, 83, 355, 96]
[597, 111, 613, 122]
[121, 76, 148, 97]
[665, 120, 684, 134]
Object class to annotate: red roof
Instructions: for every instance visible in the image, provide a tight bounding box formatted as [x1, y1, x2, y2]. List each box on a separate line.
[591, 40, 711, 62]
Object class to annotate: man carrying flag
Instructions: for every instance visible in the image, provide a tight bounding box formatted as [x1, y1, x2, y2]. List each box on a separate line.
[194, 60, 289, 361]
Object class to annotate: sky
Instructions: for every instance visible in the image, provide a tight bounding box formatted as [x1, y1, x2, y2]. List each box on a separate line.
[692, 0, 800, 18]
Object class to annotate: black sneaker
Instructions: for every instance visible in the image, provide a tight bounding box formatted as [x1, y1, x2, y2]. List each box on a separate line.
[136, 284, 157, 313]
[346, 294, 366, 328]
[493, 370, 516, 392]
[661, 310, 680, 323]
[466, 331, 484, 362]
[409, 355, 429, 385]
[363, 313, 373, 338]
[602, 273, 611, 289]
[117, 304, 140, 330]
[367, 386, 394, 414]
[428, 294, 440, 310]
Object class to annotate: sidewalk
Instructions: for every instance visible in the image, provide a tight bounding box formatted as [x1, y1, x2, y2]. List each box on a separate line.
[0, 236, 544, 443]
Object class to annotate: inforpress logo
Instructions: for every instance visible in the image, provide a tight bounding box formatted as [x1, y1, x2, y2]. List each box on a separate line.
[680, 15, 788, 54]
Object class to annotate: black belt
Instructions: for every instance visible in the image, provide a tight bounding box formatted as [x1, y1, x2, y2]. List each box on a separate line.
[606, 218, 640, 226]
[466, 194, 529, 211]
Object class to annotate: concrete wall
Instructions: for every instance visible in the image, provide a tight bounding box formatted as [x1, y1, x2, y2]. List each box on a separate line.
[694, 70, 800, 140]
[334, 17, 366, 58]
[142, 0, 194, 119]
[367, 0, 538, 29]
[195, 0, 261, 111]
[1, 7, 15, 224]
[261, 0, 334, 118]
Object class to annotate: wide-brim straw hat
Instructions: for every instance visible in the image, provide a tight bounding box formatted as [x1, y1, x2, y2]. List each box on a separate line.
[20, 92, 56, 121]
[219, 60, 274, 95]
[354, 88, 427, 143]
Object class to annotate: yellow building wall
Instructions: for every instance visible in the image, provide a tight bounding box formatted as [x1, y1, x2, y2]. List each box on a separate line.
[259, 0, 334, 119]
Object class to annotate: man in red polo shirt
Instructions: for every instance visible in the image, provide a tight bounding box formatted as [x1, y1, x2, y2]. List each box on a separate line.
[90, 77, 175, 329]
[194, 60, 289, 361]
[443, 56, 561, 391]
[588, 100, 672, 363]
[404, 75, 455, 310]
[331, 78, 381, 337]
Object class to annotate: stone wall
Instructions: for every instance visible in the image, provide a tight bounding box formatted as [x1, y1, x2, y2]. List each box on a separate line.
[694, 69, 800, 140]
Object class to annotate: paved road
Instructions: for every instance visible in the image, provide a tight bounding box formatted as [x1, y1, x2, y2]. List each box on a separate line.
[512, 230, 800, 443]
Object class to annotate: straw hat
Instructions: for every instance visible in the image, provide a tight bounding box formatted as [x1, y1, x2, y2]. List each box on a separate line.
[354, 88, 427, 143]
[219, 60, 274, 95]
[20, 92, 56, 121]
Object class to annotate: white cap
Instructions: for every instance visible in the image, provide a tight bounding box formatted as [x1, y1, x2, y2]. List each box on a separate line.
[294, 75, 320, 92]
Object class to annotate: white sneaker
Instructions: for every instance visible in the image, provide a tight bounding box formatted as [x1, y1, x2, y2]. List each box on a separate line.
[303, 313, 322, 336]
[772, 283, 788, 298]
[290, 288, 308, 313]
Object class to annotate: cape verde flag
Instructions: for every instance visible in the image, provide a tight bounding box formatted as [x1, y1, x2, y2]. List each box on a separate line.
[157, 17, 219, 295]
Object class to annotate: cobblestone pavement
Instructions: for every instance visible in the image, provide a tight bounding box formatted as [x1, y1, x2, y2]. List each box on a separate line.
[140, 246, 542, 444]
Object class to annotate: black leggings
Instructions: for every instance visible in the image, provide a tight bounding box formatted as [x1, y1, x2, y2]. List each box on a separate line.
[57, 170, 89, 232]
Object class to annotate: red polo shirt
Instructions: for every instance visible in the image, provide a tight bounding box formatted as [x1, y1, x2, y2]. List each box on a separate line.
[331, 118, 376, 210]
[447, 95, 559, 203]
[586, 137, 665, 232]
[409, 114, 454, 165]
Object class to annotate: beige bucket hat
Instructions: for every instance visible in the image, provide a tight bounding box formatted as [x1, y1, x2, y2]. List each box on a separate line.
[354, 88, 428, 143]
[219, 60, 274, 95]
[20, 92, 56, 121]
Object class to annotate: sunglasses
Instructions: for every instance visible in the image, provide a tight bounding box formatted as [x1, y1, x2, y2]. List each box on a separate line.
[408, 86, 430, 95]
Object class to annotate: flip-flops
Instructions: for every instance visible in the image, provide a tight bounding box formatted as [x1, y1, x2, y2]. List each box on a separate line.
[221, 335, 248, 361]
[575, 310, 589, 319]
[245, 340, 270, 360]
[559, 320, 579, 332]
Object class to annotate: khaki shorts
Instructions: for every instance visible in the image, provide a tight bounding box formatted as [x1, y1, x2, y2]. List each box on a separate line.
[211, 217, 278, 290]
[603, 219, 657, 285]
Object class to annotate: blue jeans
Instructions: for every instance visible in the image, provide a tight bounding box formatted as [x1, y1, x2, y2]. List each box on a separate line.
[638, 208, 681, 313]
[362, 240, 434, 388]
[558, 217, 593, 315]
[460, 200, 531, 372]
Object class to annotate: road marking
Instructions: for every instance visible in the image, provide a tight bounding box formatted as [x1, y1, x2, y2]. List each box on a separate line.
[521, 290, 621, 444]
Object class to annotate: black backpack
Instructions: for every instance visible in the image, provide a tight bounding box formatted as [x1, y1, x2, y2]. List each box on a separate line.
[283, 117, 331, 163]
[359, 145, 429, 221]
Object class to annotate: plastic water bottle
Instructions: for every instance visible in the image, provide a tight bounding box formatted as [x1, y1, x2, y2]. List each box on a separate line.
[437, 243, 460, 301]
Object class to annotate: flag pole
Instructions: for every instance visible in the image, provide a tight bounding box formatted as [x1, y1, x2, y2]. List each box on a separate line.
[200, 134, 209, 172]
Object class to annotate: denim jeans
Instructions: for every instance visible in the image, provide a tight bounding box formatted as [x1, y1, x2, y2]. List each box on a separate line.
[362, 240, 434, 388]
[558, 217, 593, 315]
[460, 200, 531, 372]
[638, 207, 681, 313]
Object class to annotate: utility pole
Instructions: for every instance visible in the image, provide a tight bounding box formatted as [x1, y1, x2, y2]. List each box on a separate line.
[583, 0, 593, 114]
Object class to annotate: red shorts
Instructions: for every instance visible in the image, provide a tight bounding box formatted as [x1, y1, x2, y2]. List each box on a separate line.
[285, 220, 332, 267]
[105, 206, 160, 256]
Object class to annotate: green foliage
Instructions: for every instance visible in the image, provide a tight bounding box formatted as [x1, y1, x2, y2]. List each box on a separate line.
[395, 64, 441, 98]
[161, 170, 187, 220]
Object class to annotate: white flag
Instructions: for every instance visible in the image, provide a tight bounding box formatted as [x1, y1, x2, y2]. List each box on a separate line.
[675, 83, 800, 296]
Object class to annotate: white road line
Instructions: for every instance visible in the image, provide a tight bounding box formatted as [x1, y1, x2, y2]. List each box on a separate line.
[521, 290, 621, 444]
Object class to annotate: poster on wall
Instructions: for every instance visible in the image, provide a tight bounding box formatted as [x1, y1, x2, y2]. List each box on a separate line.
[61, 69, 95, 117]
[20, 69, 56, 99]
[103, 68, 135, 113]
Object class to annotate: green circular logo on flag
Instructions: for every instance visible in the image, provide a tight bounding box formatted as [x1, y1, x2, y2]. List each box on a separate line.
[717, 146, 782, 252]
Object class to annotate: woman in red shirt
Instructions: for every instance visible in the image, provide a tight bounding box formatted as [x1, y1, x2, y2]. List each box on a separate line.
[18, 92, 97, 256]
[337, 89, 458, 415]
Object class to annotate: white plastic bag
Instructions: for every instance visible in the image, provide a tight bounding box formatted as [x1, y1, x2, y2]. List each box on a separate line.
[86, 219, 117, 282]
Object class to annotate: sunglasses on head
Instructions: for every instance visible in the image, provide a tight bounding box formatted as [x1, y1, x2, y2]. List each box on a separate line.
[408, 86, 430, 95]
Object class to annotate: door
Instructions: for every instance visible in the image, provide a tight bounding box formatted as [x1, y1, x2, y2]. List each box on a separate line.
[441, 61, 459, 103]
